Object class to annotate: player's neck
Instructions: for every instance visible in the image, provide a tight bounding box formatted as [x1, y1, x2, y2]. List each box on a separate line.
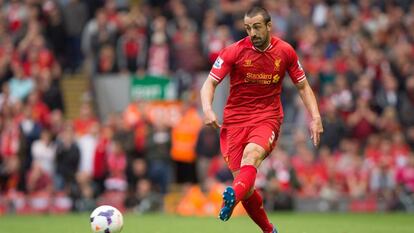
[254, 37, 271, 52]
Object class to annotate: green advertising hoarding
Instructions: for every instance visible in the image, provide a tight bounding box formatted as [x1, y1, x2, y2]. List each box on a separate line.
[130, 75, 176, 101]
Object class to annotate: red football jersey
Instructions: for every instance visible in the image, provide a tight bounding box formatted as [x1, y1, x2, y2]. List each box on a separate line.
[209, 36, 306, 127]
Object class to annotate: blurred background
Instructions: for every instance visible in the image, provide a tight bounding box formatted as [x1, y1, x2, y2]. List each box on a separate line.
[0, 0, 413, 216]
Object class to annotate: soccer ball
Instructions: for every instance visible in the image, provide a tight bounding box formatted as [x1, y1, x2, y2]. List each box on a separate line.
[90, 205, 124, 233]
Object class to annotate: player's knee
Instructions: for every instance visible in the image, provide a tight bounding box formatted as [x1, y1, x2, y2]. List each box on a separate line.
[241, 143, 267, 167]
[241, 151, 263, 167]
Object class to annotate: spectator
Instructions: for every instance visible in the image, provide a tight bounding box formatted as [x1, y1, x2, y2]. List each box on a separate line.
[62, 0, 88, 71]
[38, 69, 64, 112]
[171, 12, 204, 74]
[201, 11, 233, 65]
[320, 101, 347, 151]
[347, 96, 378, 143]
[73, 102, 98, 137]
[377, 106, 401, 135]
[258, 148, 299, 210]
[195, 126, 220, 191]
[17, 105, 42, 192]
[26, 91, 51, 128]
[124, 178, 163, 213]
[49, 109, 65, 137]
[116, 24, 147, 74]
[105, 141, 127, 192]
[170, 101, 202, 185]
[30, 129, 56, 177]
[147, 16, 171, 76]
[392, 132, 410, 169]
[375, 74, 399, 112]
[55, 126, 80, 193]
[26, 162, 53, 194]
[346, 155, 368, 199]
[396, 153, 414, 211]
[113, 113, 136, 159]
[9, 63, 34, 101]
[0, 117, 20, 193]
[126, 157, 148, 197]
[330, 74, 353, 115]
[3, 0, 27, 35]
[397, 76, 414, 128]
[0, 117, 20, 169]
[370, 138, 396, 203]
[96, 44, 118, 74]
[44, 0, 67, 67]
[0, 83, 18, 112]
[92, 125, 112, 197]
[0, 34, 13, 85]
[75, 122, 99, 209]
[291, 144, 325, 197]
[146, 120, 172, 194]
[82, 8, 117, 74]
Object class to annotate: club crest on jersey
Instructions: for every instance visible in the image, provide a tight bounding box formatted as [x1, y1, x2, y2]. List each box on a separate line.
[274, 58, 281, 71]
[243, 59, 254, 67]
[213, 57, 224, 69]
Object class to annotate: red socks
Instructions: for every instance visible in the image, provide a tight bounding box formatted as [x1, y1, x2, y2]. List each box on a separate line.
[232, 165, 257, 202]
[233, 165, 273, 232]
[242, 190, 273, 233]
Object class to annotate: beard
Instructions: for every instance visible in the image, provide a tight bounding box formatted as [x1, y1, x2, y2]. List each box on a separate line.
[251, 33, 269, 48]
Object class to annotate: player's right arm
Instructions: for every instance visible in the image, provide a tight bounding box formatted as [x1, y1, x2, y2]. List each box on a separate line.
[200, 77, 220, 128]
[200, 45, 237, 129]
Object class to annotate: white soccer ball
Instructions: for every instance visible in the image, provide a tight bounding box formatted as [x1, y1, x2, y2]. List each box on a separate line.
[90, 205, 124, 233]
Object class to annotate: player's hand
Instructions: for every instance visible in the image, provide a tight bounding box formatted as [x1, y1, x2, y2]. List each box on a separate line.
[203, 109, 221, 129]
[310, 117, 323, 147]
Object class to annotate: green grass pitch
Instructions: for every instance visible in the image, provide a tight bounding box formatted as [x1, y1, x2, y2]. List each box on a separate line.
[0, 212, 413, 233]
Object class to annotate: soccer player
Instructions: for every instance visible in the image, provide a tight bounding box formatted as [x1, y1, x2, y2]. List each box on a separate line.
[200, 6, 323, 233]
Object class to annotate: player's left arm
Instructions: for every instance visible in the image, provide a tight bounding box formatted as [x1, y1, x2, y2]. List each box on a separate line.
[286, 43, 323, 146]
[295, 79, 324, 146]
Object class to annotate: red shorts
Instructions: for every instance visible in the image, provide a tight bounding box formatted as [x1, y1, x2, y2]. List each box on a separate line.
[220, 120, 281, 172]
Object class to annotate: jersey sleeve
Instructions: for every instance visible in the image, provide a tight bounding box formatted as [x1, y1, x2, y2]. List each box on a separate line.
[286, 45, 306, 84]
[208, 44, 237, 83]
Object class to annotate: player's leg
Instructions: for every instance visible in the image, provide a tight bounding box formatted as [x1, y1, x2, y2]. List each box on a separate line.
[232, 142, 266, 201]
[233, 143, 276, 232]
[242, 189, 276, 233]
[239, 122, 280, 232]
[218, 127, 246, 221]
[219, 142, 267, 221]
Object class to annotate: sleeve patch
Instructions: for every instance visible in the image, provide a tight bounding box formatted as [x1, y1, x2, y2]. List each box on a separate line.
[213, 56, 224, 69]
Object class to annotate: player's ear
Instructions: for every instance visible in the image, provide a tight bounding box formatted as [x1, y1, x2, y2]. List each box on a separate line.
[266, 21, 272, 32]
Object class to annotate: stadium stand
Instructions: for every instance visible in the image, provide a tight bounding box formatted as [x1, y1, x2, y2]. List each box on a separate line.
[0, 0, 413, 215]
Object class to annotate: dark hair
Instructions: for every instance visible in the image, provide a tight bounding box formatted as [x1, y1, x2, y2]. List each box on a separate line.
[245, 6, 271, 23]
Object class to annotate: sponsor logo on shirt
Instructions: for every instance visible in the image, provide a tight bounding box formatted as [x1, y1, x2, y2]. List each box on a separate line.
[213, 57, 224, 69]
[243, 59, 254, 67]
[272, 74, 280, 83]
[245, 72, 280, 84]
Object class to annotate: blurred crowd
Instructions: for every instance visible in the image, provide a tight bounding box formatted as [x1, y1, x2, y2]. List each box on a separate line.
[0, 0, 414, 214]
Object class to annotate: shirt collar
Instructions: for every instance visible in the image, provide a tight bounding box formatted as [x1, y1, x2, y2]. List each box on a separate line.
[251, 37, 274, 52]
